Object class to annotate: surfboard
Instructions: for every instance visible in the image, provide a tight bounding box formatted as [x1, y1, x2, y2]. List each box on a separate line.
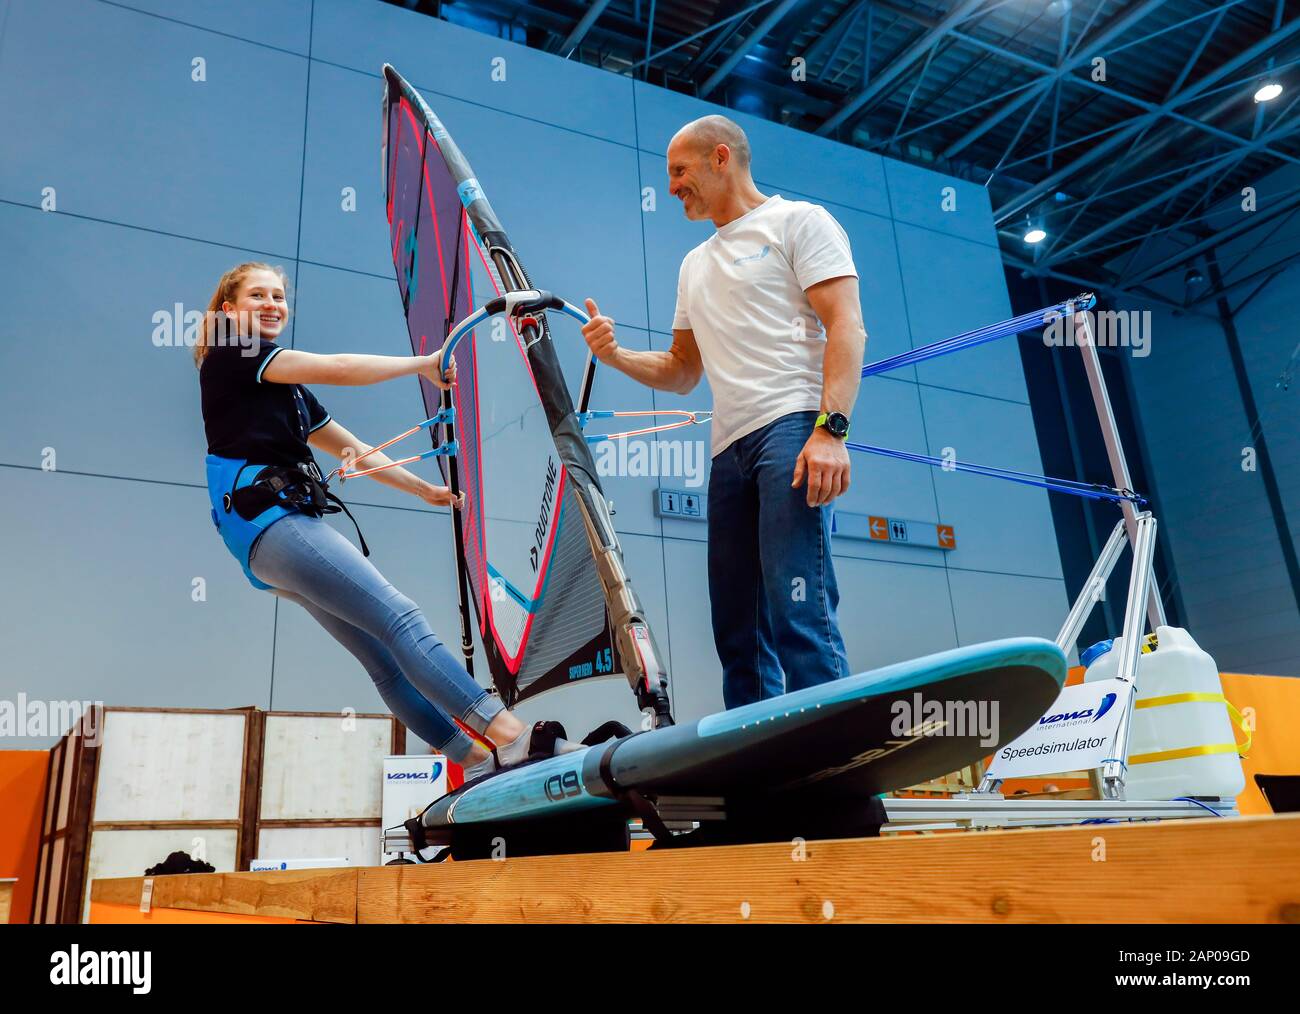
[406, 637, 1067, 854]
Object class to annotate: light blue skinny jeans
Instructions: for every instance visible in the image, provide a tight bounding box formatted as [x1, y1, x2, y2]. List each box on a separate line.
[249, 512, 501, 762]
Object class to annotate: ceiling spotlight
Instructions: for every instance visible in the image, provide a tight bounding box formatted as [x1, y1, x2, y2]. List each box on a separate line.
[1255, 82, 1283, 103]
[1023, 217, 1047, 244]
[1185, 266, 1205, 288]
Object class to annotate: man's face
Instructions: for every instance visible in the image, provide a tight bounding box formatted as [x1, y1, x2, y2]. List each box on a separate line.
[666, 134, 717, 221]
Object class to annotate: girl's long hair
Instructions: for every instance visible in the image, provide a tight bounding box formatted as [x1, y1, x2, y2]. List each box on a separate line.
[193, 262, 291, 368]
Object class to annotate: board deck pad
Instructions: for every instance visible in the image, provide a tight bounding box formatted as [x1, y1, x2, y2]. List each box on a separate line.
[413, 638, 1067, 844]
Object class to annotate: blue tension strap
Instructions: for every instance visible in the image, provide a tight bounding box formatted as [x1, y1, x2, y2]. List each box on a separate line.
[861, 294, 1096, 378]
[845, 441, 1146, 506]
[847, 294, 1144, 505]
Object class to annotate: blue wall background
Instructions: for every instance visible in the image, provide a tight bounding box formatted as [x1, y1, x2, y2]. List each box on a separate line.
[0, 0, 1070, 747]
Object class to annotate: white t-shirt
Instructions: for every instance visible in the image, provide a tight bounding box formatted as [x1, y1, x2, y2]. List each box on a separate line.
[672, 194, 858, 455]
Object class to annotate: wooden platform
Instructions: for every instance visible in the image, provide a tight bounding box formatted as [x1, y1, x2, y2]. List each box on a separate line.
[89, 813, 1300, 924]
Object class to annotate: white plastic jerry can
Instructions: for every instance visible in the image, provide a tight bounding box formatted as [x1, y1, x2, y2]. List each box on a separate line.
[1082, 626, 1246, 801]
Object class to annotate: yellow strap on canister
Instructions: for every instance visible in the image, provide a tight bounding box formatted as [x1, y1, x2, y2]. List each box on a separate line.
[1129, 691, 1252, 761]
[1128, 742, 1240, 765]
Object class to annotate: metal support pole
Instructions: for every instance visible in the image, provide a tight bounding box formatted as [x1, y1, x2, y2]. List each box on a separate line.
[1072, 304, 1167, 631]
[1055, 518, 1129, 653]
[973, 300, 1170, 799]
[1096, 511, 1159, 800]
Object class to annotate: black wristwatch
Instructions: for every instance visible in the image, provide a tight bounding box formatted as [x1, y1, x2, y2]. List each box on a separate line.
[816, 411, 850, 439]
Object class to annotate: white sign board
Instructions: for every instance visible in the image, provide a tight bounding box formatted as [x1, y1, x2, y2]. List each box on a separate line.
[250, 857, 349, 872]
[381, 754, 448, 859]
[832, 510, 956, 551]
[986, 678, 1129, 780]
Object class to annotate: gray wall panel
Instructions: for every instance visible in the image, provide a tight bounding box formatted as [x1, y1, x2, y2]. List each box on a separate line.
[948, 569, 1070, 650]
[632, 80, 891, 217]
[895, 224, 1026, 403]
[110, 0, 313, 51]
[919, 386, 1063, 580]
[0, 0, 305, 253]
[884, 158, 999, 247]
[0, 469, 276, 747]
[311, 0, 637, 145]
[0, 205, 257, 485]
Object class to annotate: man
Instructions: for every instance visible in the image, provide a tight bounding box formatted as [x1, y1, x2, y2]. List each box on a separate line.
[581, 115, 867, 709]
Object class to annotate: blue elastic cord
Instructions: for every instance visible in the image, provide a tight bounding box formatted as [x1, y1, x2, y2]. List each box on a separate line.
[845, 441, 1146, 505]
[848, 294, 1143, 506]
[1171, 797, 1229, 817]
[861, 295, 1095, 378]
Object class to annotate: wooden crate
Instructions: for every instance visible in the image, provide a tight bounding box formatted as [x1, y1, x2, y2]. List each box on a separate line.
[254, 711, 407, 867]
[30, 706, 404, 923]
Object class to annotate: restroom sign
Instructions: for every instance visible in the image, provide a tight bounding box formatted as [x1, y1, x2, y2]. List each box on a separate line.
[882, 517, 909, 542]
[832, 511, 956, 551]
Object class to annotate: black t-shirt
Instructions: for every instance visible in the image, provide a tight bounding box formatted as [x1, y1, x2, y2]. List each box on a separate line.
[200, 338, 331, 468]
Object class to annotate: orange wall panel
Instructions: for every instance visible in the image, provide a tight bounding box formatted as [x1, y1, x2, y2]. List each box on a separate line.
[0, 750, 49, 923]
[89, 901, 313, 924]
[1220, 672, 1300, 816]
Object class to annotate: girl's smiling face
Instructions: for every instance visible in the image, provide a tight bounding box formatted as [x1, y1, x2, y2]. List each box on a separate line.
[222, 268, 289, 340]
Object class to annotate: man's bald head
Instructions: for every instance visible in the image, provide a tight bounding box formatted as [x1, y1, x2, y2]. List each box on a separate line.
[673, 115, 752, 171]
[667, 114, 765, 224]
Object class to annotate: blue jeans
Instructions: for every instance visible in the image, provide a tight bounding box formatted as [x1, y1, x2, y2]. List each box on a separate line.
[708, 410, 851, 709]
[248, 513, 502, 763]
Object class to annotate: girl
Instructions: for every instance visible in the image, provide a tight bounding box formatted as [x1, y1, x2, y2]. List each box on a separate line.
[196, 262, 573, 779]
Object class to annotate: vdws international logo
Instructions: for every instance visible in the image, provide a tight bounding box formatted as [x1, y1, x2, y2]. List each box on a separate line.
[1038, 691, 1118, 728]
[386, 761, 444, 783]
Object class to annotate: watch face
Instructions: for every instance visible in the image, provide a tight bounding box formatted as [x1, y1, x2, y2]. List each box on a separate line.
[827, 412, 849, 437]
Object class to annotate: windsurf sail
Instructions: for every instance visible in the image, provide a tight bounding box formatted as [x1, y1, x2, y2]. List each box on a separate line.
[381, 66, 672, 722]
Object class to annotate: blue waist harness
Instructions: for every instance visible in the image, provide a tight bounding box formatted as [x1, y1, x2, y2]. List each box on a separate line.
[205, 455, 368, 589]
